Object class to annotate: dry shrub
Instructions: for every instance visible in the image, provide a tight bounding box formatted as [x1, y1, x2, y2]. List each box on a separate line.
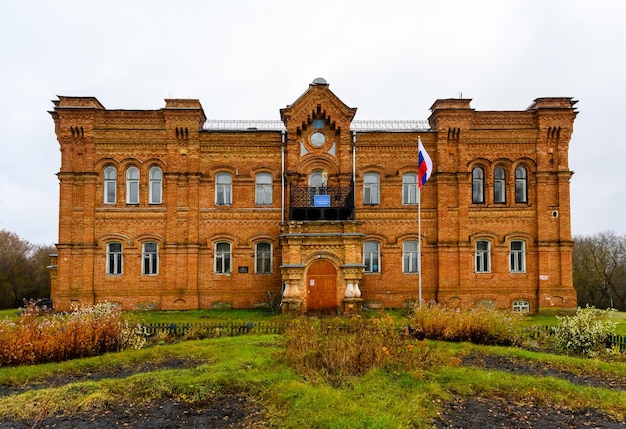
[0, 302, 146, 367]
[282, 314, 453, 387]
[408, 302, 526, 346]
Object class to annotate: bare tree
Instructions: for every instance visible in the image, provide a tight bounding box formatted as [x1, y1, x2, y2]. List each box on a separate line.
[0, 230, 54, 309]
[572, 231, 626, 310]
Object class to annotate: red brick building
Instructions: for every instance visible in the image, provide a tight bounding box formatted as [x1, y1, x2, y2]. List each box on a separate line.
[49, 79, 578, 313]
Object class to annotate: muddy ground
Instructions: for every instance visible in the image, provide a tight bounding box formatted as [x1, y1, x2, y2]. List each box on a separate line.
[1, 353, 625, 428]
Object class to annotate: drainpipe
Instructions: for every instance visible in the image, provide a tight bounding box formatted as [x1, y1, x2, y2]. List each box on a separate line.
[281, 130, 286, 224]
[352, 131, 356, 182]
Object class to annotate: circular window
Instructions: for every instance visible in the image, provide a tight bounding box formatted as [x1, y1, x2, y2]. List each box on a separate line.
[310, 132, 326, 147]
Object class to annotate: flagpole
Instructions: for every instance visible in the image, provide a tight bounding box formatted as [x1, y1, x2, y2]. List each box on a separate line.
[418, 184, 422, 308]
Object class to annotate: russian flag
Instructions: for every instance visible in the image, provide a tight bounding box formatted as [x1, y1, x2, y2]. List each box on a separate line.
[418, 138, 433, 188]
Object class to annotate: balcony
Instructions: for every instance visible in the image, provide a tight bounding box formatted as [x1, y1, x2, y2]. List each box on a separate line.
[289, 185, 354, 221]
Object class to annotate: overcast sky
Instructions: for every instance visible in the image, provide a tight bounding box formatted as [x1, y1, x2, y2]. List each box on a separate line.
[0, 0, 624, 245]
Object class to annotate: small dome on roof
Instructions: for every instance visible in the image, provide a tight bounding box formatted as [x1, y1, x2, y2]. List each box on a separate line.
[312, 77, 328, 85]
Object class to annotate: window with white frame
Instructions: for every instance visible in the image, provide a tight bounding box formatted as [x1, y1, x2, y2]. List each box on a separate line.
[494, 166, 506, 204]
[255, 242, 272, 274]
[215, 242, 231, 274]
[475, 240, 491, 273]
[509, 240, 526, 273]
[104, 166, 117, 204]
[149, 167, 162, 204]
[142, 242, 158, 275]
[363, 241, 380, 273]
[515, 166, 528, 203]
[126, 166, 140, 204]
[402, 173, 418, 205]
[255, 172, 272, 205]
[403, 240, 419, 273]
[215, 172, 232, 205]
[472, 167, 484, 204]
[363, 172, 380, 205]
[512, 300, 530, 313]
[106, 242, 123, 275]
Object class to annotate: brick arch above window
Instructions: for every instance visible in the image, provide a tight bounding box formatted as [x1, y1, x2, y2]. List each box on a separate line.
[207, 233, 239, 248]
[135, 233, 165, 243]
[97, 233, 131, 247]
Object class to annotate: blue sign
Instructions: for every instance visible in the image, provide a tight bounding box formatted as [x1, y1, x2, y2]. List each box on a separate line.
[314, 195, 331, 207]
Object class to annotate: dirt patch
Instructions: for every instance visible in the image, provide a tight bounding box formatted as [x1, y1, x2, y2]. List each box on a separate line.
[0, 394, 268, 429]
[461, 352, 626, 390]
[432, 396, 625, 429]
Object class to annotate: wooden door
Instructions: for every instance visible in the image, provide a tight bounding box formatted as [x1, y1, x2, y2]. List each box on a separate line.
[306, 260, 337, 311]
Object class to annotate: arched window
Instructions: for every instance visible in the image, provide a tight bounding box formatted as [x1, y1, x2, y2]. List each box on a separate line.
[126, 166, 140, 204]
[515, 166, 528, 203]
[142, 242, 159, 275]
[475, 240, 491, 273]
[255, 172, 272, 205]
[255, 242, 272, 274]
[215, 242, 231, 274]
[494, 166, 506, 204]
[363, 241, 380, 273]
[509, 240, 526, 273]
[402, 173, 418, 205]
[149, 167, 162, 205]
[103, 166, 117, 204]
[363, 172, 380, 205]
[215, 172, 232, 205]
[403, 240, 419, 273]
[106, 242, 123, 275]
[472, 167, 484, 204]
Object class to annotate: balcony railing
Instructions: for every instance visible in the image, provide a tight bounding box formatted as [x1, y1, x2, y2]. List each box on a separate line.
[289, 185, 354, 221]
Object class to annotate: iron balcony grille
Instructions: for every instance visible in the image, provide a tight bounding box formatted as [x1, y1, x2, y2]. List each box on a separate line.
[289, 184, 355, 221]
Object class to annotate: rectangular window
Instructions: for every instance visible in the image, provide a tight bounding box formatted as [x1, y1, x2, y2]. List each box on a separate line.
[106, 242, 123, 275]
[255, 242, 272, 274]
[510, 241, 526, 273]
[403, 241, 419, 273]
[216, 173, 232, 205]
[364, 241, 380, 273]
[475, 240, 490, 273]
[255, 173, 272, 205]
[142, 242, 158, 275]
[363, 173, 380, 205]
[402, 173, 418, 205]
[215, 242, 231, 274]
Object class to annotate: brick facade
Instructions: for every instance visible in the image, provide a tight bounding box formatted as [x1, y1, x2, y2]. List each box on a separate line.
[49, 79, 578, 313]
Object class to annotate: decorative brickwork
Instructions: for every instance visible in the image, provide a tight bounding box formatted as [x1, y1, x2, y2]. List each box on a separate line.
[49, 80, 578, 313]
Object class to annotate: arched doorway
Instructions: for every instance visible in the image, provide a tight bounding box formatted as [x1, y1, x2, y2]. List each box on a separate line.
[306, 259, 337, 311]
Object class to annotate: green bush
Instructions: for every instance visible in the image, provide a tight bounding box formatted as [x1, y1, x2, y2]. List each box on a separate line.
[408, 302, 526, 346]
[552, 305, 617, 357]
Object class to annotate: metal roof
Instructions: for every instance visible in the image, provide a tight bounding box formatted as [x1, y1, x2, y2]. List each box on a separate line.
[202, 119, 430, 132]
